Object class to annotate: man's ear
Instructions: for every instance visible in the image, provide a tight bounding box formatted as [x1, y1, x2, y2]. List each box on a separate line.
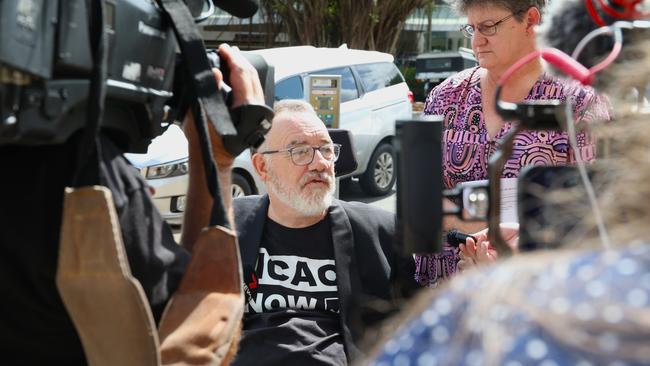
[252, 153, 269, 182]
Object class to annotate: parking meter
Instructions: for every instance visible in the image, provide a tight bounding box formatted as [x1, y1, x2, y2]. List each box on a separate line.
[304, 75, 341, 128]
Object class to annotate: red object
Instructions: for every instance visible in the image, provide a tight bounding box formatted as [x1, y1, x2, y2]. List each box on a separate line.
[586, 0, 608, 26]
[542, 49, 594, 85]
[586, 0, 650, 26]
[497, 44, 622, 88]
[498, 49, 593, 87]
[407, 90, 415, 104]
[148, 186, 156, 196]
[248, 273, 258, 289]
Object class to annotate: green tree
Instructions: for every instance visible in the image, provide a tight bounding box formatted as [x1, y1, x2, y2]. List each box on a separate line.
[260, 0, 434, 54]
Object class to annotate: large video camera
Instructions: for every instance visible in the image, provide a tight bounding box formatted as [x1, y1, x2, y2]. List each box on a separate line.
[0, 0, 272, 153]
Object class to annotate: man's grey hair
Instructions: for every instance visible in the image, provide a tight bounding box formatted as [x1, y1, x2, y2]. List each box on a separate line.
[273, 99, 317, 116]
[255, 99, 319, 153]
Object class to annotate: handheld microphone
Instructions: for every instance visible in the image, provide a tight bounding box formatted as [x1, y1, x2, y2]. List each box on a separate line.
[446, 230, 477, 248]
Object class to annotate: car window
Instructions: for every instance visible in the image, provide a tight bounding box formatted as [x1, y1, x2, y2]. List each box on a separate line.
[355, 62, 404, 93]
[463, 58, 478, 69]
[311, 67, 359, 103]
[423, 58, 453, 71]
[275, 76, 304, 101]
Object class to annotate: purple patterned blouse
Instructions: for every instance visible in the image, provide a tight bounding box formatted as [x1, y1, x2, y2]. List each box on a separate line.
[414, 67, 611, 287]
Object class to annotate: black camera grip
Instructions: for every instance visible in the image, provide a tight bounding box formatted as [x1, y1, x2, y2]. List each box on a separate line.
[223, 104, 273, 156]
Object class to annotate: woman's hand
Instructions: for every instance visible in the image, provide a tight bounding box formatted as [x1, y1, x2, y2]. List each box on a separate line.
[457, 223, 519, 270]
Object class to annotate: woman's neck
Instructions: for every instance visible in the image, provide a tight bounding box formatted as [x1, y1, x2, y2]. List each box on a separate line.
[484, 58, 543, 101]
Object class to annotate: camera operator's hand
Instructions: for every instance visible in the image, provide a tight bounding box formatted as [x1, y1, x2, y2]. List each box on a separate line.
[458, 223, 519, 270]
[183, 69, 233, 168]
[184, 44, 265, 167]
[218, 43, 265, 108]
[181, 46, 265, 252]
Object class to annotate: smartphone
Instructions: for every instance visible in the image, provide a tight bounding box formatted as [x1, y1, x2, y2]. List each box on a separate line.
[517, 165, 593, 252]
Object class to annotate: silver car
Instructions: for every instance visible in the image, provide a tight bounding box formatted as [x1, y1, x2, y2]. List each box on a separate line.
[125, 124, 189, 226]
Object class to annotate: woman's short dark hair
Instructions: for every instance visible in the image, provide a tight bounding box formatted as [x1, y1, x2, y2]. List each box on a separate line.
[454, 0, 548, 21]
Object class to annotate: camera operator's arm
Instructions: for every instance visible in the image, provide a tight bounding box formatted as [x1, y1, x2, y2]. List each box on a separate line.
[181, 44, 265, 253]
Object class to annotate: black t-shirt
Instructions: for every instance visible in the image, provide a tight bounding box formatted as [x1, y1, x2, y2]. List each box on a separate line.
[233, 217, 347, 366]
[0, 134, 189, 365]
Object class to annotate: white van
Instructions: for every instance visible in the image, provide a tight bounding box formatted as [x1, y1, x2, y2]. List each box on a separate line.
[127, 46, 412, 225]
[232, 45, 412, 197]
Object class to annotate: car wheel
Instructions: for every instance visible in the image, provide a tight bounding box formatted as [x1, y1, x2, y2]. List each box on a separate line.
[360, 143, 396, 196]
[231, 172, 253, 198]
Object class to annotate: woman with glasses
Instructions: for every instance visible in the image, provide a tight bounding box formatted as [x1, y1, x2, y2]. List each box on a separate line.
[369, 1, 650, 363]
[414, 0, 612, 288]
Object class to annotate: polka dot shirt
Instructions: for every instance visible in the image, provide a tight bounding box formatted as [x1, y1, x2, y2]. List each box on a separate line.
[371, 242, 650, 365]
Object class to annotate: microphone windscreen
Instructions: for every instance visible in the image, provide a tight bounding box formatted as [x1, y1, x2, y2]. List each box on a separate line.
[537, 0, 614, 67]
[213, 0, 259, 18]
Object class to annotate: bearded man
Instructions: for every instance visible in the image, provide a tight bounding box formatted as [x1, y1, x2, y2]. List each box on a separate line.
[230, 99, 417, 365]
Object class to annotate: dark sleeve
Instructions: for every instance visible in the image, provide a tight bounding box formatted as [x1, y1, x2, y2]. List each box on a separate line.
[100, 136, 190, 322]
[0, 133, 190, 363]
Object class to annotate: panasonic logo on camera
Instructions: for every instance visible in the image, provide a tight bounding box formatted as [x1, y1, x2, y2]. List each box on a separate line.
[138, 21, 166, 40]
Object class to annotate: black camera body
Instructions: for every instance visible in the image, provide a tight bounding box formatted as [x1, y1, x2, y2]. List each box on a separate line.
[0, 0, 177, 152]
[0, 0, 272, 154]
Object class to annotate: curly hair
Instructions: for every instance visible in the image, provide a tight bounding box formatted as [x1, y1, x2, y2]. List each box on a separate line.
[453, 0, 548, 21]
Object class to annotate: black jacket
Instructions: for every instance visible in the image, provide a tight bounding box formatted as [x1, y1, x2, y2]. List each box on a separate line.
[233, 195, 418, 361]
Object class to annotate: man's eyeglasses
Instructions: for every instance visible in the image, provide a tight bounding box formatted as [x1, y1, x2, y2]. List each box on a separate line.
[460, 13, 517, 39]
[260, 143, 342, 166]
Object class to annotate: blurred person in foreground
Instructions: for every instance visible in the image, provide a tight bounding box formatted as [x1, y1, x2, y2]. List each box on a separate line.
[230, 100, 418, 365]
[415, 0, 612, 287]
[367, 3, 650, 365]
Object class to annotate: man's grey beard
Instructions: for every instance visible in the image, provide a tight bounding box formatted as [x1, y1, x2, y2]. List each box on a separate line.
[267, 169, 335, 217]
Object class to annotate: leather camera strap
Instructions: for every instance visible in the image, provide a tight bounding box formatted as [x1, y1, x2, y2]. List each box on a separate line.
[158, 226, 244, 365]
[56, 2, 161, 365]
[57, 187, 161, 366]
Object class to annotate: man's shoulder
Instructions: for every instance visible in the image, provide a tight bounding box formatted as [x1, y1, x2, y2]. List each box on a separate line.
[333, 199, 394, 224]
[335, 199, 391, 213]
[233, 195, 268, 226]
[234, 195, 267, 210]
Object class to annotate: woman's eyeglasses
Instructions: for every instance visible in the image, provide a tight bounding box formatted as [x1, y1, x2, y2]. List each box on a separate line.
[460, 13, 517, 38]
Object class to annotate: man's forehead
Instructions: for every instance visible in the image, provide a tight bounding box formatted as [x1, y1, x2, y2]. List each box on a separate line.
[269, 112, 331, 146]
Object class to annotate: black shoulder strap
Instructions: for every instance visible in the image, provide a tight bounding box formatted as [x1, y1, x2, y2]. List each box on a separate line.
[157, 0, 236, 137]
[156, 0, 233, 228]
[72, 0, 107, 187]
